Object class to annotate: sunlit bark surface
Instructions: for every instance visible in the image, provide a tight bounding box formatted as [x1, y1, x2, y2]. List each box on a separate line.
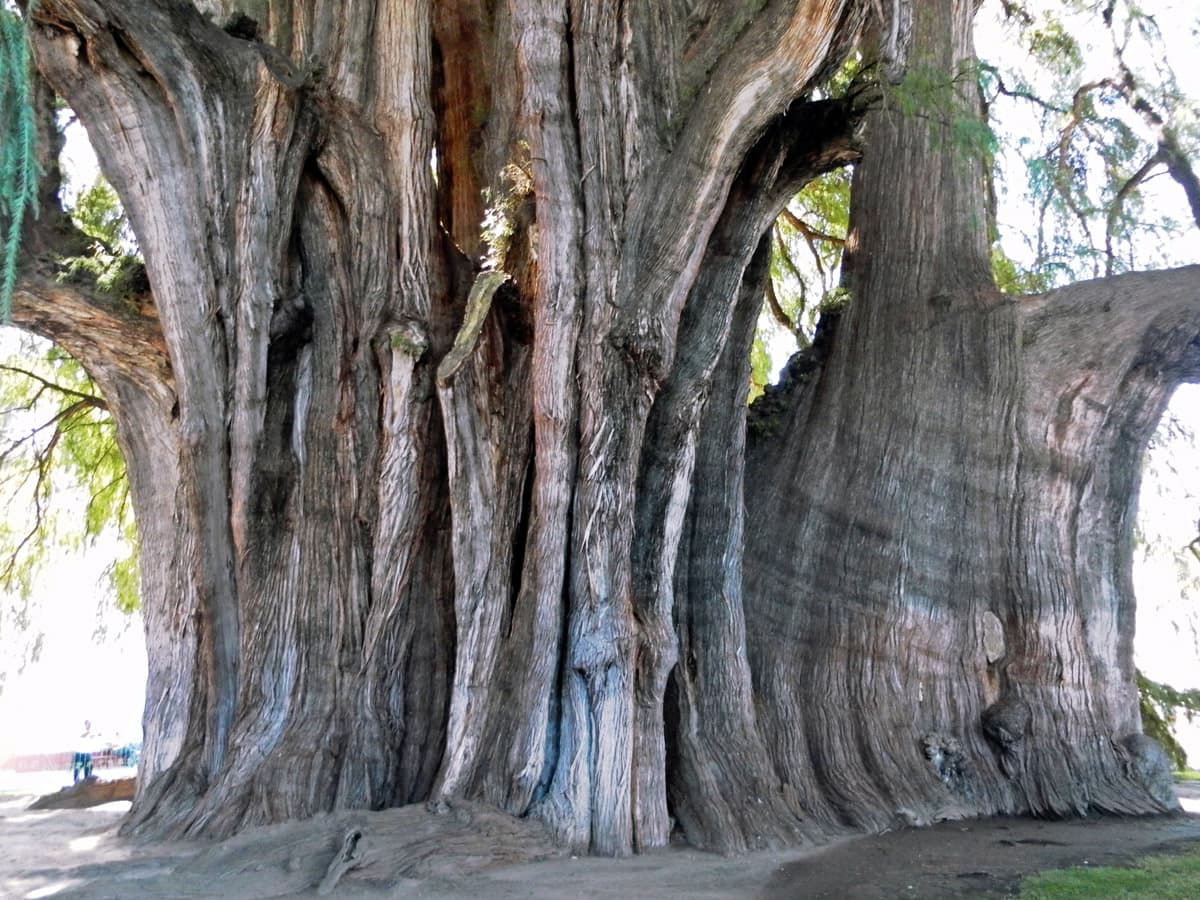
[11, 0, 1197, 856]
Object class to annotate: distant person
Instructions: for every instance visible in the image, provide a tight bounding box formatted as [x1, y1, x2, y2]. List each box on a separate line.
[71, 751, 92, 783]
[74, 721, 95, 782]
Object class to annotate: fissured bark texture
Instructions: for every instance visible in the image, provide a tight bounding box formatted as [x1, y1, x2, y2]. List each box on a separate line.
[16, 0, 1197, 857]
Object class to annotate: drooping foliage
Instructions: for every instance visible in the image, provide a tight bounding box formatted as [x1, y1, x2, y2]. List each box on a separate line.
[749, 168, 851, 400]
[1, 112, 141, 633]
[0, 329, 138, 613]
[1138, 671, 1200, 769]
[0, 8, 38, 319]
[979, 0, 1200, 282]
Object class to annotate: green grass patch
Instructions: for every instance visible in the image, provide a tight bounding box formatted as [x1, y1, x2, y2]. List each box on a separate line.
[1019, 846, 1200, 898]
[1173, 769, 1200, 782]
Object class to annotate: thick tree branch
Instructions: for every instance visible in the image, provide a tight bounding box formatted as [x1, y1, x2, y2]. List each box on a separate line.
[7, 22, 170, 392]
[1105, 66, 1200, 231]
[616, 1, 874, 372]
[10, 268, 169, 391]
[1022, 265, 1200, 387]
[1093, 3, 1200, 231]
[0, 362, 107, 409]
[779, 207, 846, 250]
[764, 275, 797, 332]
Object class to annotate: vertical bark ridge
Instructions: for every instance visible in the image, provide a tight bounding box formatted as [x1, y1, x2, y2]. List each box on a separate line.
[655, 97, 868, 851]
[666, 236, 818, 852]
[1006, 269, 1200, 816]
[498, 0, 591, 850]
[434, 275, 536, 798]
[30, 0, 460, 837]
[30, 0, 282, 792]
[744, 0, 1022, 834]
[546, 0, 873, 856]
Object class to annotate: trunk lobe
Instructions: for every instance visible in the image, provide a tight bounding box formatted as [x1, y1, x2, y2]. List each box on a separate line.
[737, 0, 1196, 834]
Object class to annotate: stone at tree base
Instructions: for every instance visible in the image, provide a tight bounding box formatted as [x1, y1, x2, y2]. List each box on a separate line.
[28, 776, 136, 810]
[1120, 734, 1179, 809]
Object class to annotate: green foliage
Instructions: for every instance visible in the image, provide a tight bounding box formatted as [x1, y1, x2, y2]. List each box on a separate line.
[980, 0, 1200, 283]
[748, 335, 771, 404]
[1024, 18, 1083, 74]
[0, 331, 139, 622]
[816, 286, 851, 315]
[1019, 847, 1200, 898]
[1137, 670, 1200, 769]
[752, 170, 851, 399]
[0, 9, 39, 320]
[884, 59, 999, 161]
[57, 177, 144, 295]
[990, 244, 1059, 294]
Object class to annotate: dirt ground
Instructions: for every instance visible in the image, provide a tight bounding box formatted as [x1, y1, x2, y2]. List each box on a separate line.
[2, 777, 1199, 899]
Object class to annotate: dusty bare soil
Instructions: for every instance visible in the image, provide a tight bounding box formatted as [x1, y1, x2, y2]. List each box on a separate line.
[2, 781, 1199, 899]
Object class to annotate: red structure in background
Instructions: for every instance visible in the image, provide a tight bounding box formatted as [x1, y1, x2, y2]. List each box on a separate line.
[3, 748, 133, 772]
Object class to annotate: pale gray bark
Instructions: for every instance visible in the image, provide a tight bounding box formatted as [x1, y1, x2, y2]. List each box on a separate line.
[13, 0, 1196, 858]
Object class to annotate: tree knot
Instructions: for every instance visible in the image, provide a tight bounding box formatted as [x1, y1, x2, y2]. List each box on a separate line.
[982, 695, 1031, 779]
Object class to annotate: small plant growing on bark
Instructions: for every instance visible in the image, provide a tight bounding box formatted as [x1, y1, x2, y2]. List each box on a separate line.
[480, 151, 533, 270]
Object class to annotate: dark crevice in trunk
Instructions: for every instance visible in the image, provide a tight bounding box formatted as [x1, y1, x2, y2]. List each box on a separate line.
[506, 425, 537, 638]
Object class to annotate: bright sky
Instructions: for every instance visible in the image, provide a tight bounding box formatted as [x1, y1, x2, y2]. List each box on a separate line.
[0, 324, 145, 758]
[0, 536, 145, 758]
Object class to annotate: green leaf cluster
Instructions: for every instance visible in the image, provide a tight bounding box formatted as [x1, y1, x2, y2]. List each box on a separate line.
[0, 9, 39, 320]
[0, 331, 139, 623]
[751, 169, 851, 401]
[56, 177, 144, 296]
[982, 0, 1199, 283]
[1137, 670, 1200, 770]
[885, 59, 999, 162]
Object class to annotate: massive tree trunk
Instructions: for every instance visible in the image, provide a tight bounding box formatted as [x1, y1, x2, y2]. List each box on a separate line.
[734, 0, 1198, 835]
[9, 0, 1197, 858]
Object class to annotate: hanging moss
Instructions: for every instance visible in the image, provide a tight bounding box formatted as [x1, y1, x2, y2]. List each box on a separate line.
[0, 9, 39, 321]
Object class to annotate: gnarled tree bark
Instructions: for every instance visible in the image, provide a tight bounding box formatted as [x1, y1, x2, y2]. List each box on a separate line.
[9, 0, 1196, 858]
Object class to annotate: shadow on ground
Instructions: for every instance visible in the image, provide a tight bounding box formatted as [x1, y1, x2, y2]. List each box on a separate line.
[2, 781, 1199, 898]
